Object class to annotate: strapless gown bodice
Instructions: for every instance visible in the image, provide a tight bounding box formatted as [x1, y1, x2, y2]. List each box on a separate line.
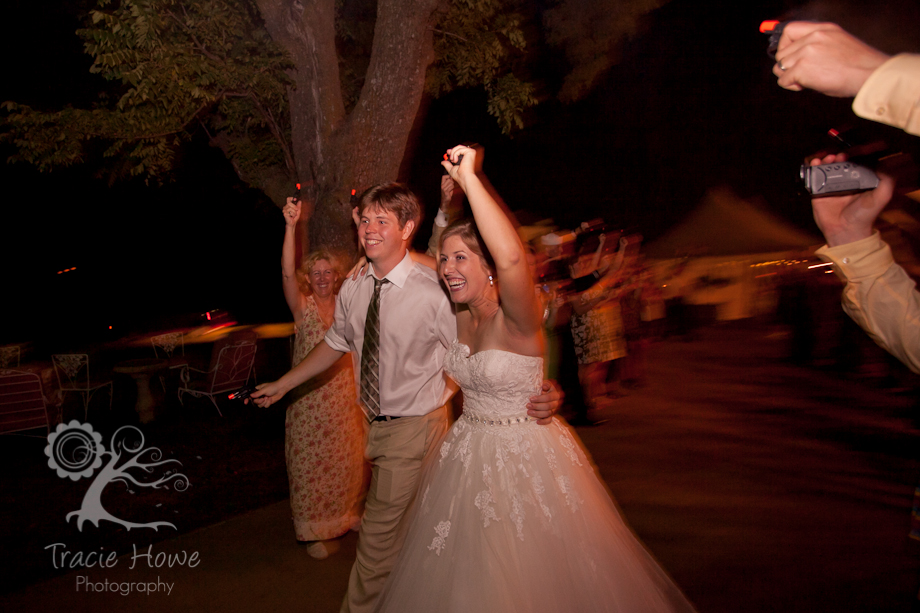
[444, 341, 543, 425]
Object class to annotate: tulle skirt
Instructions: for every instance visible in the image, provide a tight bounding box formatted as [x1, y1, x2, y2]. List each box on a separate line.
[373, 415, 696, 612]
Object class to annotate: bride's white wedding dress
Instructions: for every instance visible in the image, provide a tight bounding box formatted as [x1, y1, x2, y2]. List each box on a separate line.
[374, 341, 696, 612]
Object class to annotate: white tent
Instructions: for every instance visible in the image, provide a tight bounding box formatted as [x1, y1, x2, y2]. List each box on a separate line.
[645, 186, 820, 259]
[646, 187, 822, 320]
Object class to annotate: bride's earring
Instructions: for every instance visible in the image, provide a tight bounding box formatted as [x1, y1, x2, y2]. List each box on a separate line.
[488, 274, 494, 287]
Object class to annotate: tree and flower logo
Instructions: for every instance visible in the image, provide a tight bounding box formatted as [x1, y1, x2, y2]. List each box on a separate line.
[45, 421, 189, 531]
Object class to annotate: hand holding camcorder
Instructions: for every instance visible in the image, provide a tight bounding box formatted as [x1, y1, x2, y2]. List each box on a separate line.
[800, 161, 879, 197]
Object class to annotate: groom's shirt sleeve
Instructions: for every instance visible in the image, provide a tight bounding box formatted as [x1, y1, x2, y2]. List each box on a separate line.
[324, 274, 367, 401]
[324, 275, 360, 355]
[435, 290, 458, 349]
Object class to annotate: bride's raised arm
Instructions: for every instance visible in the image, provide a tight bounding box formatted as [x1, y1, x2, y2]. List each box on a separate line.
[441, 145, 541, 337]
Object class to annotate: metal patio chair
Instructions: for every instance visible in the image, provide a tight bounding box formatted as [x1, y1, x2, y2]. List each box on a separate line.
[51, 354, 113, 420]
[0, 369, 53, 436]
[177, 340, 257, 417]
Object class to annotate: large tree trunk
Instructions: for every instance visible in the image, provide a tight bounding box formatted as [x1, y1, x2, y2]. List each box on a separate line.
[258, 0, 443, 261]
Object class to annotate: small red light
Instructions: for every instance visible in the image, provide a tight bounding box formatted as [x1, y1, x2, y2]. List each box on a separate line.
[351, 189, 356, 195]
[206, 312, 211, 321]
[296, 183, 301, 190]
[759, 20, 780, 33]
[109, 326, 113, 329]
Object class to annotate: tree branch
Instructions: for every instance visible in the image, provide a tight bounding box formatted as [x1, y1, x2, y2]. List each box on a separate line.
[166, 10, 226, 65]
[248, 91, 296, 172]
[82, 98, 217, 141]
[430, 27, 469, 43]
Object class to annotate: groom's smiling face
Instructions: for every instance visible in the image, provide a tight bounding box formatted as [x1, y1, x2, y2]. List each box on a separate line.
[359, 205, 414, 269]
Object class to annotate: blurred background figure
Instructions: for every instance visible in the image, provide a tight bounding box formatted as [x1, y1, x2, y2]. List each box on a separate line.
[568, 228, 629, 419]
[280, 197, 367, 560]
[537, 231, 592, 424]
[427, 174, 465, 257]
[619, 243, 651, 389]
[661, 259, 693, 340]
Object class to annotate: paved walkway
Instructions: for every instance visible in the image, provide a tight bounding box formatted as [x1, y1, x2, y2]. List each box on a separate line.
[4, 323, 919, 612]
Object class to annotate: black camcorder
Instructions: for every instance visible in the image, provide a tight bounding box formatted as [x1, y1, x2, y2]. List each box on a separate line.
[800, 161, 880, 197]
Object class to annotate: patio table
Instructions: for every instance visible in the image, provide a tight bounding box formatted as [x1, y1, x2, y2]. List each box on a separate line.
[114, 358, 167, 423]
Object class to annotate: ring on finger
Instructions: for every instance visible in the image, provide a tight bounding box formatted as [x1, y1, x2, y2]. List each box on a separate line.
[778, 59, 787, 71]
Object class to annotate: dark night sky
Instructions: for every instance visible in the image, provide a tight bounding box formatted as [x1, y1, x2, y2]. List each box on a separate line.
[3, 0, 920, 347]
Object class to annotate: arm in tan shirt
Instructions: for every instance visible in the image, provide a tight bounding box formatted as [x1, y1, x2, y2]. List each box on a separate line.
[817, 232, 920, 373]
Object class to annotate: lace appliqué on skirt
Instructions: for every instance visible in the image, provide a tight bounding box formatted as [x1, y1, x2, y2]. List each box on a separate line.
[428, 520, 451, 556]
[373, 342, 697, 613]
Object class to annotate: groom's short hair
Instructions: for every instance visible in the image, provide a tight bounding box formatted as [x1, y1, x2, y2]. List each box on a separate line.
[358, 183, 422, 232]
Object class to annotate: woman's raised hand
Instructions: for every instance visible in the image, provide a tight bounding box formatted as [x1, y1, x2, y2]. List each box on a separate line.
[283, 197, 302, 229]
[440, 144, 482, 187]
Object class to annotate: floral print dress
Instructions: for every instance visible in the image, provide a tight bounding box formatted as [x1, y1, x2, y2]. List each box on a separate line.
[284, 296, 367, 541]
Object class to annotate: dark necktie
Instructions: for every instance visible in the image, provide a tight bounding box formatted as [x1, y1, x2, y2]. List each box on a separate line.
[359, 277, 388, 422]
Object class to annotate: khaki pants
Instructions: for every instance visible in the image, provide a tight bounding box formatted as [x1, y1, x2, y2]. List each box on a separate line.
[340, 406, 448, 613]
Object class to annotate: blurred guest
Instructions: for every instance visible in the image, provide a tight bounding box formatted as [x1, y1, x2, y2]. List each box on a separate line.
[775, 265, 817, 366]
[427, 174, 464, 257]
[538, 231, 592, 424]
[570, 235, 628, 414]
[662, 260, 692, 339]
[640, 266, 667, 340]
[280, 197, 367, 559]
[536, 232, 574, 381]
[620, 252, 652, 388]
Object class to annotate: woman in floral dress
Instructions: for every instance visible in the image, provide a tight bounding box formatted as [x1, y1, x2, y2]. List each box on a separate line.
[281, 197, 367, 559]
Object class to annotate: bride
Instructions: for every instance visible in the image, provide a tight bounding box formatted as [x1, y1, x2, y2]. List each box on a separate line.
[373, 144, 696, 612]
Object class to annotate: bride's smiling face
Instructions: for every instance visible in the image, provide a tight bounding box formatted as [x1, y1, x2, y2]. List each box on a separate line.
[439, 235, 492, 304]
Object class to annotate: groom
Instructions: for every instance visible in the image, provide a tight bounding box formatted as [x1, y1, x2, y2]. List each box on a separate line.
[252, 182, 560, 613]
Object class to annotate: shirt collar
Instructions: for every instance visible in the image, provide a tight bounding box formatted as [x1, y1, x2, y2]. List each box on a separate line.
[369, 251, 413, 289]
